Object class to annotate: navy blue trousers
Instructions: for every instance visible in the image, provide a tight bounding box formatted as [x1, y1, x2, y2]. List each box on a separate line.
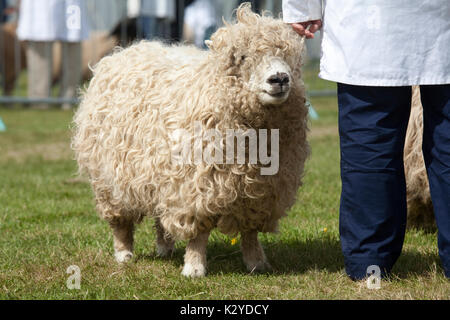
[338, 84, 450, 280]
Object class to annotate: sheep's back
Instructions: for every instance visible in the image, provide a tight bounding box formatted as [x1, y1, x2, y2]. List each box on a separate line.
[72, 41, 208, 212]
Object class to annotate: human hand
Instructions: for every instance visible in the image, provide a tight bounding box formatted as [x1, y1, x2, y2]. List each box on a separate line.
[290, 20, 322, 39]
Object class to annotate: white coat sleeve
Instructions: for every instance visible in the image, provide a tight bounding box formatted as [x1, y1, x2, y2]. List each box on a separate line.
[282, 0, 323, 23]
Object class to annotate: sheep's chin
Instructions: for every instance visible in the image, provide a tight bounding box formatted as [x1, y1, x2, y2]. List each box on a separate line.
[258, 91, 289, 106]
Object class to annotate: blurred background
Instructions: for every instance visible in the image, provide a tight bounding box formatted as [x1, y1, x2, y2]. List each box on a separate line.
[2, 2, 444, 299]
[0, 0, 331, 109]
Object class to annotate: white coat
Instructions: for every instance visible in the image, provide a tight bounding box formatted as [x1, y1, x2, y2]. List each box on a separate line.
[18, 0, 90, 42]
[184, 0, 217, 47]
[282, 0, 450, 86]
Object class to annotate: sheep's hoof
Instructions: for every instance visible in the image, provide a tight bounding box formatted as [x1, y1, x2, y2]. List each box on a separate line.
[115, 250, 133, 263]
[246, 260, 272, 274]
[181, 263, 206, 278]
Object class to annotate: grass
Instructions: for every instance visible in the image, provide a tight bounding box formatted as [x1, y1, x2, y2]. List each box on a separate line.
[0, 67, 448, 300]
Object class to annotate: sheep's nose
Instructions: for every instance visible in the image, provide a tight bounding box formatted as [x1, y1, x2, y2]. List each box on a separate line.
[267, 72, 290, 85]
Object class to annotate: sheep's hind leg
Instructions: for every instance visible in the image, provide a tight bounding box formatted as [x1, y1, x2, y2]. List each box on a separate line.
[181, 231, 210, 278]
[241, 231, 272, 273]
[109, 217, 135, 263]
[155, 218, 175, 257]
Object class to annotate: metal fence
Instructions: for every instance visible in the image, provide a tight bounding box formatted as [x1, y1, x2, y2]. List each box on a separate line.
[0, 0, 333, 108]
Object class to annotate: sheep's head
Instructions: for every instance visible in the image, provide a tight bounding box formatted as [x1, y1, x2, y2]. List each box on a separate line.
[206, 3, 305, 107]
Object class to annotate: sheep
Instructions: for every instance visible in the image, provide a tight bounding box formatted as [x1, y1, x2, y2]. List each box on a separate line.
[72, 4, 309, 277]
[404, 86, 435, 230]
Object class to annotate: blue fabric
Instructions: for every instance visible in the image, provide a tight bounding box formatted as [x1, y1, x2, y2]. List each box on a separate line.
[337, 83, 450, 280]
[137, 16, 156, 40]
[421, 85, 450, 278]
[0, 0, 7, 23]
[137, 16, 169, 40]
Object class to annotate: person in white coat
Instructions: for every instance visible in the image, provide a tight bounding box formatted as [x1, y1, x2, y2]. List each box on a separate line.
[183, 0, 217, 48]
[17, 0, 90, 109]
[283, 0, 450, 280]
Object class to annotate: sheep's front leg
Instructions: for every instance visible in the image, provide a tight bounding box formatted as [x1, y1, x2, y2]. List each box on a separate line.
[241, 231, 272, 273]
[181, 231, 210, 278]
[155, 218, 175, 257]
[109, 217, 135, 263]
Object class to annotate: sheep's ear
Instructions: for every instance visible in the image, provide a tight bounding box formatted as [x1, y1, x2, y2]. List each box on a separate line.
[204, 40, 213, 49]
[207, 27, 227, 52]
[236, 2, 259, 25]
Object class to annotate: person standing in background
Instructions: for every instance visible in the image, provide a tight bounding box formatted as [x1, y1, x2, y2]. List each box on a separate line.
[183, 0, 217, 48]
[283, 0, 450, 280]
[17, 0, 90, 109]
[0, 0, 8, 23]
[128, 0, 176, 40]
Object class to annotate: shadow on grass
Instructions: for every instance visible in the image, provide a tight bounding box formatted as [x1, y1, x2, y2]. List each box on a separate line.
[264, 237, 344, 275]
[393, 250, 443, 279]
[136, 237, 345, 276]
[136, 236, 445, 278]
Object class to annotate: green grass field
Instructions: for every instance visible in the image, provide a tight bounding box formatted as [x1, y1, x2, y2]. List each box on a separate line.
[0, 68, 448, 300]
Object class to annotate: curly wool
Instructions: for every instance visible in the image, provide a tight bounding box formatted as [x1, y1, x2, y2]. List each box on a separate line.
[404, 86, 434, 230]
[72, 5, 309, 241]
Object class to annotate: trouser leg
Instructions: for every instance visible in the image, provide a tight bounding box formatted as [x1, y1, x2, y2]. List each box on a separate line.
[60, 41, 81, 109]
[27, 41, 52, 109]
[337, 83, 412, 280]
[420, 84, 450, 278]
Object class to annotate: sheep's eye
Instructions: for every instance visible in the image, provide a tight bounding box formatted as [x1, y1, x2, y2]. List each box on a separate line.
[241, 55, 247, 61]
